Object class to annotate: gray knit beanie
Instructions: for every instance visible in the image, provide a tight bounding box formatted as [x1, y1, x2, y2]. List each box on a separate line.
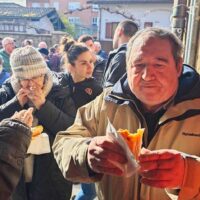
[10, 46, 48, 79]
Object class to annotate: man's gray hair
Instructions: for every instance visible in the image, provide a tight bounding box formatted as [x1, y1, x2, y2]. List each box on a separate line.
[126, 27, 183, 67]
[2, 37, 14, 48]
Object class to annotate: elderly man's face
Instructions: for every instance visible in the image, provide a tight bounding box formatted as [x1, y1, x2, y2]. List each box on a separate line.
[127, 37, 183, 111]
[5, 40, 15, 54]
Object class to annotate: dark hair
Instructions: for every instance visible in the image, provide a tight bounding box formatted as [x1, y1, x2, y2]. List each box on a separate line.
[49, 47, 56, 53]
[67, 43, 89, 65]
[118, 20, 138, 38]
[78, 35, 94, 43]
[59, 35, 74, 53]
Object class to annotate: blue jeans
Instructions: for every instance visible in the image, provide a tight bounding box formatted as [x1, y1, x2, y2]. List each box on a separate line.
[75, 183, 96, 200]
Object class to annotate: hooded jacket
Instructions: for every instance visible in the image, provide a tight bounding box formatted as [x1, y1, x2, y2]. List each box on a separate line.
[53, 65, 200, 200]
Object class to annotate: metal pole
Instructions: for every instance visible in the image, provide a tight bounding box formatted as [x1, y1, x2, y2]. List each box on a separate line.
[171, 0, 188, 40]
[184, 0, 200, 67]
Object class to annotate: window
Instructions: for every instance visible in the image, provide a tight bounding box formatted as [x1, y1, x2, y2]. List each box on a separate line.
[68, 2, 81, 11]
[105, 22, 118, 39]
[53, 2, 59, 10]
[68, 17, 80, 24]
[44, 3, 50, 8]
[92, 17, 98, 25]
[92, 4, 99, 11]
[32, 3, 40, 7]
[144, 22, 153, 28]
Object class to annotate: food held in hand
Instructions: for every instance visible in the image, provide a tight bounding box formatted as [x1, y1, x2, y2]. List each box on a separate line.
[31, 125, 43, 138]
[118, 128, 144, 160]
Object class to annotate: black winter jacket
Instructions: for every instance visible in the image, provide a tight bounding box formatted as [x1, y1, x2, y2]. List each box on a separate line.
[93, 55, 106, 87]
[102, 44, 127, 88]
[0, 119, 31, 200]
[0, 76, 76, 200]
[57, 73, 103, 108]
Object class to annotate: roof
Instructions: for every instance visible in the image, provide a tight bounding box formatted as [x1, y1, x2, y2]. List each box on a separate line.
[0, 3, 21, 8]
[0, 3, 55, 20]
[87, 0, 173, 4]
[0, 3, 65, 30]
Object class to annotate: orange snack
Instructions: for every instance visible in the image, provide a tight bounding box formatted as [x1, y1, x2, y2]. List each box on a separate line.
[118, 128, 144, 160]
[31, 125, 43, 138]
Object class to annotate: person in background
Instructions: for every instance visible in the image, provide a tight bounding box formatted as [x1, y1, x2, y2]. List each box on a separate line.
[38, 47, 50, 68]
[0, 46, 75, 200]
[78, 35, 106, 86]
[38, 41, 48, 49]
[53, 27, 200, 200]
[0, 37, 3, 49]
[0, 37, 15, 74]
[0, 108, 33, 200]
[0, 55, 10, 85]
[22, 39, 33, 47]
[102, 20, 138, 88]
[48, 47, 61, 72]
[94, 41, 108, 60]
[57, 38, 102, 200]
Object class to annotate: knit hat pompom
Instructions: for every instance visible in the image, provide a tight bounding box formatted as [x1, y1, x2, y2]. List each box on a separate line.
[10, 46, 48, 80]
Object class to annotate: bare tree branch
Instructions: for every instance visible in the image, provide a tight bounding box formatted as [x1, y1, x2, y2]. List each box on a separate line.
[64, 5, 136, 21]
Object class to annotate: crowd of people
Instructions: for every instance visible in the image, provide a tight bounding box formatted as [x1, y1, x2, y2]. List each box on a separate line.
[0, 19, 200, 200]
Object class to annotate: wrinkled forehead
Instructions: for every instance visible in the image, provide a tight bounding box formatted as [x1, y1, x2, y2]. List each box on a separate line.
[126, 36, 172, 65]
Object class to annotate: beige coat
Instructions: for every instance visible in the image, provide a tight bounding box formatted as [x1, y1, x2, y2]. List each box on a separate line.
[53, 89, 200, 200]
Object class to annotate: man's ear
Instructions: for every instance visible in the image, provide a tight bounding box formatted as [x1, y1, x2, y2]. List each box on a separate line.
[176, 57, 183, 77]
[118, 27, 124, 37]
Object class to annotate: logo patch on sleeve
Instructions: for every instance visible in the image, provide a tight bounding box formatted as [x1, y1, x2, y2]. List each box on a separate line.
[85, 88, 93, 95]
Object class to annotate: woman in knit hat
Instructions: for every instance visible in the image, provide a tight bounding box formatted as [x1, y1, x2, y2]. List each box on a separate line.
[0, 46, 75, 200]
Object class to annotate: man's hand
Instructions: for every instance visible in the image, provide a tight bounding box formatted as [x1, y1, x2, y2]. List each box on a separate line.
[139, 148, 185, 189]
[27, 86, 46, 110]
[16, 88, 29, 107]
[87, 136, 127, 176]
[11, 108, 33, 127]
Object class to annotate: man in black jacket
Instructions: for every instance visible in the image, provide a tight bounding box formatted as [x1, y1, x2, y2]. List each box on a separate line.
[102, 20, 138, 88]
[0, 108, 33, 200]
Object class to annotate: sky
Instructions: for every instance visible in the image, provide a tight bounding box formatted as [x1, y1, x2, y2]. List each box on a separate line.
[0, 0, 26, 6]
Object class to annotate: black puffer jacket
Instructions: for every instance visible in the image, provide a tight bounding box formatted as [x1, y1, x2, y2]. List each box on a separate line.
[93, 55, 106, 87]
[102, 44, 127, 88]
[0, 76, 76, 200]
[61, 73, 103, 108]
[0, 119, 31, 200]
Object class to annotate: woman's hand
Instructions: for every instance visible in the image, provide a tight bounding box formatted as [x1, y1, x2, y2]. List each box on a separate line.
[27, 86, 46, 110]
[11, 108, 34, 127]
[16, 88, 29, 107]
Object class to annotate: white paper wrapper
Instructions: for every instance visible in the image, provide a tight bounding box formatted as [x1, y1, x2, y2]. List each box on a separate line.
[106, 120, 139, 177]
[27, 133, 51, 155]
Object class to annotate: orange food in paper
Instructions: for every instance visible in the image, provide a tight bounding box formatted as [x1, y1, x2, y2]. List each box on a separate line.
[118, 129, 144, 160]
[31, 125, 43, 138]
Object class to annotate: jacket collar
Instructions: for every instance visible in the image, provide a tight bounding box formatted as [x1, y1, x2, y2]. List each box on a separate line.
[109, 43, 127, 56]
[105, 64, 200, 106]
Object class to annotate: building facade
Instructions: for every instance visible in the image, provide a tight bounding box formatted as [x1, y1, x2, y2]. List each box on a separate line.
[27, 0, 99, 38]
[0, 3, 65, 34]
[88, 0, 173, 41]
